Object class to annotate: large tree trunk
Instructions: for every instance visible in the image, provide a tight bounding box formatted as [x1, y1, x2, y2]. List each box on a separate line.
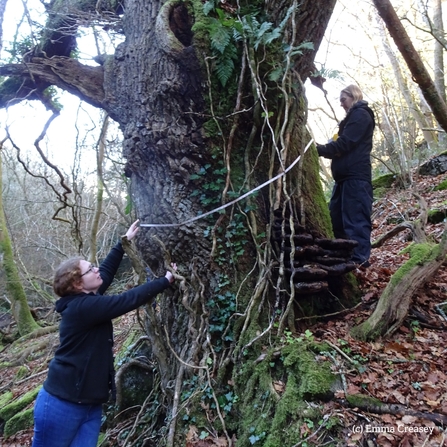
[0, 0, 361, 443]
[102, 1, 358, 443]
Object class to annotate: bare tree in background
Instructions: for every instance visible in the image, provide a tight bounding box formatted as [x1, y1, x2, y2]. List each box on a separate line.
[373, 0, 447, 134]
[0, 145, 40, 336]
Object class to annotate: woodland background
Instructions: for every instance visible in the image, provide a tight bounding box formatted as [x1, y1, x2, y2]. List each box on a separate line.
[0, 0, 447, 446]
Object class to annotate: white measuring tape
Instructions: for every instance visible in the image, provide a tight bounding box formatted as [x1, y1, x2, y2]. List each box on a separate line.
[140, 138, 314, 228]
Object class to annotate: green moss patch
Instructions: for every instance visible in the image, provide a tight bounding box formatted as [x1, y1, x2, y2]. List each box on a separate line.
[3, 408, 34, 438]
[373, 186, 388, 199]
[15, 366, 29, 380]
[346, 393, 383, 410]
[434, 179, 447, 191]
[0, 385, 41, 422]
[372, 173, 396, 190]
[0, 391, 13, 408]
[428, 208, 447, 224]
[233, 341, 340, 447]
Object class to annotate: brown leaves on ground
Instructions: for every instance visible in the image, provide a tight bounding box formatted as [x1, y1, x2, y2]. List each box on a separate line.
[186, 425, 231, 447]
[308, 171, 447, 447]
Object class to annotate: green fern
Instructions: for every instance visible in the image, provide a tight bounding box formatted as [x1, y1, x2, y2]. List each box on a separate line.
[312, 65, 344, 81]
[238, 5, 297, 50]
[203, 0, 217, 16]
[215, 44, 237, 87]
[202, 3, 308, 87]
[209, 18, 232, 54]
[206, 11, 240, 86]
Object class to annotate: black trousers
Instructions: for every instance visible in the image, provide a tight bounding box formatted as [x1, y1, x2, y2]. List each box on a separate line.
[329, 179, 373, 264]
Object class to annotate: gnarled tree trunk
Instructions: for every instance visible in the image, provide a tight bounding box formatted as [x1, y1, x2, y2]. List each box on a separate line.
[0, 0, 363, 444]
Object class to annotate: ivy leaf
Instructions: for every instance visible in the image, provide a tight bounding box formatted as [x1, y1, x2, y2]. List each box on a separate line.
[249, 435, 259, 445]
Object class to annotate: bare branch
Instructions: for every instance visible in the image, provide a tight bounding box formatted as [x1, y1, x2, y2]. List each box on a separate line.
[6, 113, 73, 223]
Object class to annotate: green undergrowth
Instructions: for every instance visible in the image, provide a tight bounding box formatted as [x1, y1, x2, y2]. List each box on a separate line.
[176, 335, 344, 446]
[0, 385, 41, 438]
[434, 179, 447, 191]
[233, 340, 341, 446]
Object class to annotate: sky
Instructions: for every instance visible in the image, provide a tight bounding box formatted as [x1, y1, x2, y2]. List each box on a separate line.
[305, 0, 383, 143]
[0, 0, 402, 168]
[0, 0, 112, 171]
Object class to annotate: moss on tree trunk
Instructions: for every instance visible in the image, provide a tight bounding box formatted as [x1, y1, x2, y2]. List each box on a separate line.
[0, 150, 40, 336]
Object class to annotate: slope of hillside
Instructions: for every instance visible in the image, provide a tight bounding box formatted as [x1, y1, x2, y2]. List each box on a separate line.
[1, 171, 447, 447]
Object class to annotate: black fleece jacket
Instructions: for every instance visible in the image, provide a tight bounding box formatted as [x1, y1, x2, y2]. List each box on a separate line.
[317, 100, 375, 183]
[44, 242, 170, 405]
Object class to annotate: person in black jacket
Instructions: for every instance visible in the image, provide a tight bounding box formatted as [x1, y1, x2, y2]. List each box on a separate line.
[32, 220, 176, 447]
[317, 85, 375, 267]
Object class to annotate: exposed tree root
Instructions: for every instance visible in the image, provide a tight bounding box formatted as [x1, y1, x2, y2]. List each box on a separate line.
[340, 395, 447, 425]
[115, 358, 153, 411]
[372, 221, 414, 248]
[10, 325, 58, 347]
[3, 338, 54, 367]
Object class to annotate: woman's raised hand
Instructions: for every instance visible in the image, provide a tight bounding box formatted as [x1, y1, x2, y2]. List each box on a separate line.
[125, 219, 140, 241]
[165, 263, 177, 283]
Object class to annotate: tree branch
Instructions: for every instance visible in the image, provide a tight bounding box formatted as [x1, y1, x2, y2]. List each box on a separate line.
[373, 0, 447, 133]
[0, 57, 104, 109]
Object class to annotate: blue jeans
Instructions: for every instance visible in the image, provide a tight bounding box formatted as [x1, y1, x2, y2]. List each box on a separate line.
[32, 387, 102, 447]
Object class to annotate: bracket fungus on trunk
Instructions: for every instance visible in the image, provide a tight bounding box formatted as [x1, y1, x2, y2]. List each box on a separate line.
[272, 209, 358, 295]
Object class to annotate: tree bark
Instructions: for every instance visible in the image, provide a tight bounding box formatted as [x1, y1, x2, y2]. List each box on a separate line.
[0, 0, 360, 444]
[0, 58, 104, 109]
[377, 17, 437, 149]
[433, 0, 446, 103]
[373, 0, 447, 133]
[433, 0, 447, 145]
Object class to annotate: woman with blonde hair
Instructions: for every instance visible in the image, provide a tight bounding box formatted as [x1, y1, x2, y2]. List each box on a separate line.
[317, 84, 375, 267]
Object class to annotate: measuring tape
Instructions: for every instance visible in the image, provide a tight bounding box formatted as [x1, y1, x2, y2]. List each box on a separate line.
[140, 138, 314, 228]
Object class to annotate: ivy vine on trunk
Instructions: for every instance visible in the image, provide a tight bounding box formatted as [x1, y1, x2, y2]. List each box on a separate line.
[0, 0, 368, 444]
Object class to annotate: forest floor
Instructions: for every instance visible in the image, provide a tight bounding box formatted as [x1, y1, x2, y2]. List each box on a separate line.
[1, 171, 447, 447]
